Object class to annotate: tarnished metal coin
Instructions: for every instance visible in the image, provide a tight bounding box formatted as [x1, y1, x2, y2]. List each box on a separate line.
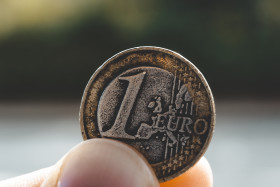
[80, 46, 215, 182]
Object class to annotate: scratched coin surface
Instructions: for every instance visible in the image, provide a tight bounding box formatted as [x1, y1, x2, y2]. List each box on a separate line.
[80, 47, 215, 182]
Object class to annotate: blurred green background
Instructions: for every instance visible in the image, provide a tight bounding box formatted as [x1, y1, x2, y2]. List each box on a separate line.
[1, 0, 279, 100]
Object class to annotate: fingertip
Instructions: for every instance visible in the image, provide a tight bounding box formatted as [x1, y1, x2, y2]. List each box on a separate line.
[42, 139, 159, 187]
[160, 157, 213, 187]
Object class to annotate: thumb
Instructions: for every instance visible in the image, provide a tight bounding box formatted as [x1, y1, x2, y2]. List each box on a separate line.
[41, 138, 159, 187]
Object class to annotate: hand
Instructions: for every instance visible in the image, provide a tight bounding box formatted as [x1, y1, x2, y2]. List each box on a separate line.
[0, 139, 212, 187]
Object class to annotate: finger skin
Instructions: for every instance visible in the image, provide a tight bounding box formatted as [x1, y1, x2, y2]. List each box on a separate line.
[0, 167, 52, 187]
[0, 139, 159, 187]
[43, 138, 159, 187]
[160, 157, 213, 187]
[0, 139, 212, 187]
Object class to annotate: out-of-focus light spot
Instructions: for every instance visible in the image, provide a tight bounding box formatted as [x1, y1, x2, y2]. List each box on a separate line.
[257, 0, 280, 24]
[0, 0, 155, 40]
[0, 0, 100, 39]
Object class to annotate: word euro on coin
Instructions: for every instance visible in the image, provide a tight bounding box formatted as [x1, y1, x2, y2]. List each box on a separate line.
[80, 47, 215, 182]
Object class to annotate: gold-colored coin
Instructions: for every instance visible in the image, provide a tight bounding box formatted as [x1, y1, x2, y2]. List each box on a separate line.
[80, 46, 215, 182]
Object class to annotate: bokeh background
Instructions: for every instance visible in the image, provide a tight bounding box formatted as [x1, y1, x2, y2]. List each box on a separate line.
[0, 0, 279, 186]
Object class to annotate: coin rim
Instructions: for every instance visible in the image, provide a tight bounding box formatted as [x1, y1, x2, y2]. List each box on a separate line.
[79, 46, 216, 182]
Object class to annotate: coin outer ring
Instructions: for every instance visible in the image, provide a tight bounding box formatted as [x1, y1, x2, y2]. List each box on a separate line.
[79, 46, 216, 182]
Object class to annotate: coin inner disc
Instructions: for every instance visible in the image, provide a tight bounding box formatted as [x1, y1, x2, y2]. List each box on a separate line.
[97, 67, 202, 165]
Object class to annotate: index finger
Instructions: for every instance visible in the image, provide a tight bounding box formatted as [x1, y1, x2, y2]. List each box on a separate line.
[160, 157, 213, 187]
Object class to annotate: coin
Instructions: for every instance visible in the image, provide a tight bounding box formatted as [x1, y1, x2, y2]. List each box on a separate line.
[80, 46, 215, 182]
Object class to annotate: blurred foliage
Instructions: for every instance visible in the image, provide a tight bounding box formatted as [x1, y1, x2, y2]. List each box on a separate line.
[0, 0, 279, 100]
